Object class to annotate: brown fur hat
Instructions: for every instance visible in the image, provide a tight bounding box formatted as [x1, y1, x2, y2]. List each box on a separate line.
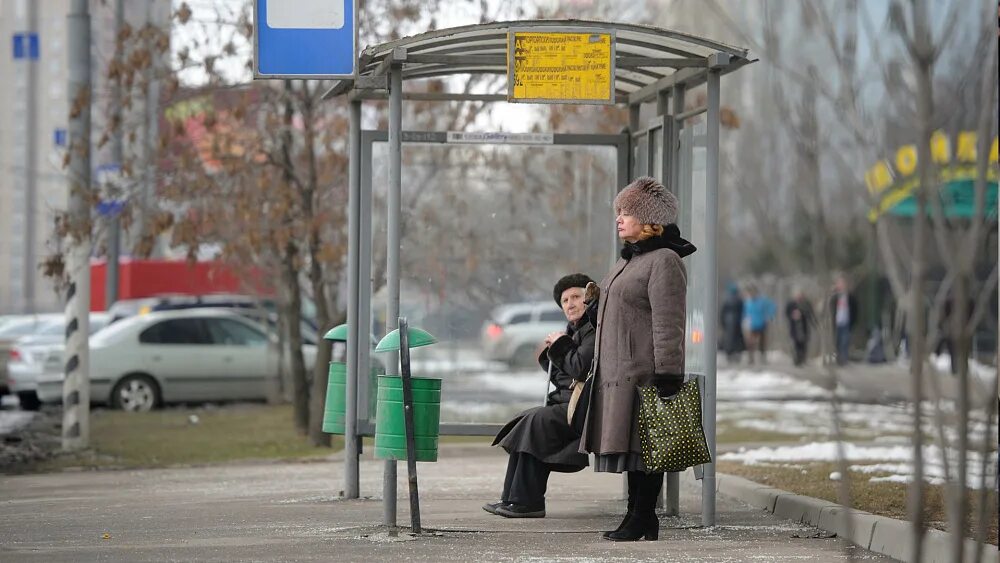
[613, 176, 678, 226]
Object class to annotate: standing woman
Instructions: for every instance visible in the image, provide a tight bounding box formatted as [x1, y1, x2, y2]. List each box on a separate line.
[579, 176, 696, 542]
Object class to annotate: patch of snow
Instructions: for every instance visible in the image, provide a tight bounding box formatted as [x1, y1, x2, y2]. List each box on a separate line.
[717, 369, 830, 400]
[0, 411, 35, 435]
[722, 441, 997, 489]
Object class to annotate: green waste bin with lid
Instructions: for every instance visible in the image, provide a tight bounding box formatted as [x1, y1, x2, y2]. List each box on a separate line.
[373, 327, 442, 462]
[321, 324, 381, 434]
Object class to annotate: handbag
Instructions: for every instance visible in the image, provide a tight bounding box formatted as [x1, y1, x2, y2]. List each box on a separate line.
[637, 377, 712, 472]
[566, 375, 592, 435]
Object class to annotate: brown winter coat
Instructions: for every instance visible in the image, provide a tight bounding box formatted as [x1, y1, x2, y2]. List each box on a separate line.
[579, 247, 687, 455]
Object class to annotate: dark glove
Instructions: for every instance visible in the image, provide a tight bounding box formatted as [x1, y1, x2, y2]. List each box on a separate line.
[652, 373, 684, 398]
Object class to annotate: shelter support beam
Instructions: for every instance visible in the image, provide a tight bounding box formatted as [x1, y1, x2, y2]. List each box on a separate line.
[701, 60, 724, 528]
[345, 99, 361, 499]
[383, 63, 403, 528]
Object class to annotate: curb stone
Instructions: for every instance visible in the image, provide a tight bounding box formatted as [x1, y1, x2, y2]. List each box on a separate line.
[718, 472, 998, 563]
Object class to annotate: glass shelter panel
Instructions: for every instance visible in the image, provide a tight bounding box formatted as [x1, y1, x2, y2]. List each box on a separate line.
[679, 121, 708, 375]
[368, 140, 620, 426]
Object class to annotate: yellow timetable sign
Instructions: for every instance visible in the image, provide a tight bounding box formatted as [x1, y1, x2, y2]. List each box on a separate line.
[509, 31, 615, 104]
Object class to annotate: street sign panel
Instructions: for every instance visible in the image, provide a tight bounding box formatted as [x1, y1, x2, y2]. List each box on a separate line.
[508, 29, 615, 105]
[254, 0, 357, 79]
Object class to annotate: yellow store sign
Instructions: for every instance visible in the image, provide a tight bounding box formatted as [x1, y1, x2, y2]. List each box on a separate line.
[508, 30, 615, 104]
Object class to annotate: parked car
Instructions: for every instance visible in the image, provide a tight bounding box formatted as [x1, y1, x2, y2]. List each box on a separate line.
[35, 308, 317, 411]
[0, 314, 64, 396]
[108, 294, 321, 344]
[480, 301, 567, 367]
[7, 313, 111, 410]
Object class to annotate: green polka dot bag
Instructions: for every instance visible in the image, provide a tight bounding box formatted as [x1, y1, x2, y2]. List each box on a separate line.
[637, 378, 712, 472]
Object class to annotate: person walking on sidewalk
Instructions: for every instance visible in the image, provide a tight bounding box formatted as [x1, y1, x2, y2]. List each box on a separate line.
[485, 274, 596, 518]
[720, 283, 746, 364]
[743, 285, 776, 365]
[785, 289, 815, 366]
[829, 275, 857, 366]
[579, 177, 696, 542]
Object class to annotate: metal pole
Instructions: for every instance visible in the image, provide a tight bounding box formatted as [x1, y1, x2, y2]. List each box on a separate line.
[344, 98, 362, 499]
[63, 0, 92, 452]
[662, 85, 682, 518]
[383, 62, 403, 528]
[24, 0, 39, 314]
[702, 64, 723, 527]
[398, 318, 422, 534]
[105, 0, 125, 308]
[359, 132, 374, 425]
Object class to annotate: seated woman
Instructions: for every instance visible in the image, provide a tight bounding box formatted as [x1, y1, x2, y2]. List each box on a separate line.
[484, 273, 596, 518]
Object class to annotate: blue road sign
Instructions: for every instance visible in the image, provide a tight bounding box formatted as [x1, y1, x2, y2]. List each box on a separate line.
[254, 0, 356, 79]
[97, 200, 126, 217]
[53, 128, 67, 147]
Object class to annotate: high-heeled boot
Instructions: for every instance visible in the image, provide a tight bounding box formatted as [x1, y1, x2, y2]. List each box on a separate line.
[602, 471, 639, 539]
[605, 472, 663, 542]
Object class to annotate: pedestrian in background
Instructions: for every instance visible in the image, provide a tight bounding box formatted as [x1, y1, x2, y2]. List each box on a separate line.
[579, 177, 696, 542]
[720, 283, 746, 364]
[785, 289, 815, 366]
[829, 274, 857, 366]
[743, 285, 775, 365]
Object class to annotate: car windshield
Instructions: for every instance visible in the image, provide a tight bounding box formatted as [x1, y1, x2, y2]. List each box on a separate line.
[91, 316, 143, 346]
[34, 314, 110, 337]
[0, 317, 48, 338]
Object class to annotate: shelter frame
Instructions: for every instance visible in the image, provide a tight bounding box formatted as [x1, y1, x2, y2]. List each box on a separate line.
[326, 19, 752, 529]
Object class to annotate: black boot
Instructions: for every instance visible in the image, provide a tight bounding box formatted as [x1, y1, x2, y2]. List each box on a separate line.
[605, 472, 662, 542]
[602, 472, 639, 539]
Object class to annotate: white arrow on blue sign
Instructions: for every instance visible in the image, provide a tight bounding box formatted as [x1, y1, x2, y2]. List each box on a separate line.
[254, 0, 357, 79]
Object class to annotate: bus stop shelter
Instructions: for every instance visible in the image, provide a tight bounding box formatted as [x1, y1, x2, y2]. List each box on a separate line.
[323, 19, 752, 528]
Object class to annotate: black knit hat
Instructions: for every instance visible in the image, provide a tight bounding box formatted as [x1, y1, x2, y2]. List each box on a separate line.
[553, 273, 595, 306]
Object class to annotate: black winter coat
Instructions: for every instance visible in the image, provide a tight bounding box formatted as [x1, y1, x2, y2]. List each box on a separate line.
[492, 318, 594, 470]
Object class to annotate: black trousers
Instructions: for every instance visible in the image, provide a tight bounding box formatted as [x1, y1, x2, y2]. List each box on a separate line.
[792, 339, 807, 366]
[501, 452, 550, 507]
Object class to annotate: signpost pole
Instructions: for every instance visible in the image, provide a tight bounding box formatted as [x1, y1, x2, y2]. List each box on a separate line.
[398, 318, 422, 534]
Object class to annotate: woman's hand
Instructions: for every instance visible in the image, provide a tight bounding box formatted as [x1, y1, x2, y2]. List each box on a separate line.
[544, 331, 566, 346]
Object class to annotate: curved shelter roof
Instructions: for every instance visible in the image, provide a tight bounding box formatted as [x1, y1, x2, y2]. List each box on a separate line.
[326, 19, 752, 104]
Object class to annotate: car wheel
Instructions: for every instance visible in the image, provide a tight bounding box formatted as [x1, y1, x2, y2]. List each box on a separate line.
[510, 344, 538, 369]
[111, 375, 160, 412]
[17, 391, 41, 411]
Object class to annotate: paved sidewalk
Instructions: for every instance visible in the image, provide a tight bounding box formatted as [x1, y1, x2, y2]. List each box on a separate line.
[0, 445, 893, 562]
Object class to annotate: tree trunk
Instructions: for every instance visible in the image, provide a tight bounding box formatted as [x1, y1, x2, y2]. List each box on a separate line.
[282, 242, 309, 435]
[907, 1, 934, 556]
[299, 84, 335, 448]
[280, 80, 309, 435]
[950, 272, 970, 557]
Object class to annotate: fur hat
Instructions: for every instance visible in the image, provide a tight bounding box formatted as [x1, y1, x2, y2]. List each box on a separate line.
[553, 273, 595, 306]
[613, 176, 678, 226]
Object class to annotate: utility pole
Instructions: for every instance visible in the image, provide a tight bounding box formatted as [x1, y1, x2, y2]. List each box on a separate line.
[63, 0, 92, 452]
[24, 0, 39, 314]
[105, 0, 125, 308]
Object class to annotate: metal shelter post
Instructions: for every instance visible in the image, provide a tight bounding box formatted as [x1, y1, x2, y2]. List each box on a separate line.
[344, 98, 362, 499]
[662, 85, 680, 518]
[701, 56, 726, 527]
[383, 60, 404, 528]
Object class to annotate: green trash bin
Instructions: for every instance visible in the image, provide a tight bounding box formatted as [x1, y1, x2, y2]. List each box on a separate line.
[374, 375, 442, 462]
[322, 361, 381, 434]
[321, 324, 381, 434]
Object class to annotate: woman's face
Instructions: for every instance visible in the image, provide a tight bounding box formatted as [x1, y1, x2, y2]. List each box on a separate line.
[561, 287, 586, 324]
[616, 212, 642, 242]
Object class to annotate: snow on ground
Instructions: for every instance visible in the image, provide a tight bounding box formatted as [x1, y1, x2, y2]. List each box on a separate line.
[0, 410, 35, 435]
[720, 441, 997, 489]
[716, 368, 831, 400]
